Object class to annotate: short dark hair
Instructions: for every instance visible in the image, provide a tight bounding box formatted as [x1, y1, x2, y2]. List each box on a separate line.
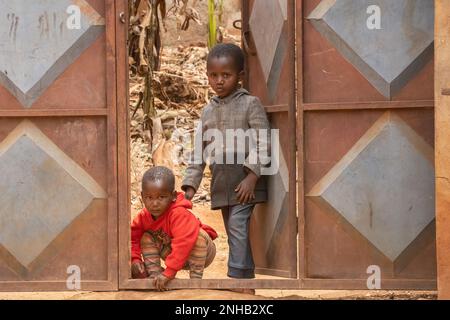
[142, 166, 175, 192]
[207, 43, 245, 72]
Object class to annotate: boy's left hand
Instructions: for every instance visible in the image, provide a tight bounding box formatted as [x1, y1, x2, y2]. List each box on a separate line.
[154, 273, 171, 291]
[235, 171, 258, 204]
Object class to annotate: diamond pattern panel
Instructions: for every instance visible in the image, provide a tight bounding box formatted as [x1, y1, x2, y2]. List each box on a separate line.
[308, 0, 434, 98]
[307, 112, 435, 261]
[254, 147, 289, 252]
[0, 121, 107, 268]
[0, 0, 105, 107]
[249, 0, 288, 99]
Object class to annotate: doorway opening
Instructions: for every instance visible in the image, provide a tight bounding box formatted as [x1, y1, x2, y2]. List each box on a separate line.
[122, 0, 296, 289]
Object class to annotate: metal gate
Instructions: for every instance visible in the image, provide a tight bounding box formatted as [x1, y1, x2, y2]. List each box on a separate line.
[120, 0, 437, 290]
[0, 0, 122, 291]
[0, 0, 438, 292]
[244, 0, 297, 279]
[298, 0, 436, 289]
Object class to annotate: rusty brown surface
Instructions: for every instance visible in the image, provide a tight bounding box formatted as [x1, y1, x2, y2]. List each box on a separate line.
[299, 0, 436, 288]
[435, 0, 450, 300]
[0, 0, 107, 111]
[0, 121, 108, 192]
[302, 109, 436, 281]
[116, 0, 132, 289]
[245, 0, 298, 279]
[0, 0, 118, 291]
[0, 200, 109, 281]
[303, 0, 434, 104]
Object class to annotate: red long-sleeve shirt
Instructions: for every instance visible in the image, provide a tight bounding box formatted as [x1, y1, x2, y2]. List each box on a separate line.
[131, 192, 218, 278]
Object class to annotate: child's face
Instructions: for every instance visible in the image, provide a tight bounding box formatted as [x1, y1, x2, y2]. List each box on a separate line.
[141, 180, 177, 219]
[207, 56, 244, 98]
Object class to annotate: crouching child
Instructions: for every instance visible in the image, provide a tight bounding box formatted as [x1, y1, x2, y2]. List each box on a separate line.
[131, 166, 217, 291]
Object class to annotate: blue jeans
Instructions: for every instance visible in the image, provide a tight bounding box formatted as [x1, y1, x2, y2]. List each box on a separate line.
[221, 204, 255, 279]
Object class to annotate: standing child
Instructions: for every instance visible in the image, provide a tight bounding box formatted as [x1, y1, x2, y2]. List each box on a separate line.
[182, 43, 271, 282]
[131, 166, 217, 291]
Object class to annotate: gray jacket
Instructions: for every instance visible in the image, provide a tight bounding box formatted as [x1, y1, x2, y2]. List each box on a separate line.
[182, 89, 271, 210]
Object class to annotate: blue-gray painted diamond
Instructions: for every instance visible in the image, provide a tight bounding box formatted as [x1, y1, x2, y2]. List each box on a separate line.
[0, 0, 104, 107]
[308, 0, 434, 98]
[0, 135, 95, 267]
[249, 0, 287, 100]
[308, 114, 435, 261]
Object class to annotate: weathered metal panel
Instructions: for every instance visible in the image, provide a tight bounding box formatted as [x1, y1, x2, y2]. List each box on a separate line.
[435, 0, 450, 300]
[0, 0, 119, 291]
[307, 0, 434, 98]
[303, 0, 434, 104]
[300, 0, 436, 288]
[245, 0, 298, 279]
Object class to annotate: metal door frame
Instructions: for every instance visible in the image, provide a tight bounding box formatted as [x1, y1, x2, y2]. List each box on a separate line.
[119, 0, 437, 291]
[435, 0, 450, 299]
[118, 0, 301, 290]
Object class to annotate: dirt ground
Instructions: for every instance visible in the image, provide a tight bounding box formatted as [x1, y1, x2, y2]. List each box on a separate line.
[180, 204, 229, 279]
[0, 290, 437, 300]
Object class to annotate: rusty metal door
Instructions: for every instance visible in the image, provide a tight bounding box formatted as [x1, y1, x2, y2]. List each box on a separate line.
[299, 0, 436, 289]
[243, 0, 297, 278]
[0, 0, 122, 291]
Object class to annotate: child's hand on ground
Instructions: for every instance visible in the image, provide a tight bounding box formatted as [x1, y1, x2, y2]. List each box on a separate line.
[235, 171, 258, 204]
[131, 261, 148, 279]
[184, 187, 196, 200]
[154, 273, 171, 291]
